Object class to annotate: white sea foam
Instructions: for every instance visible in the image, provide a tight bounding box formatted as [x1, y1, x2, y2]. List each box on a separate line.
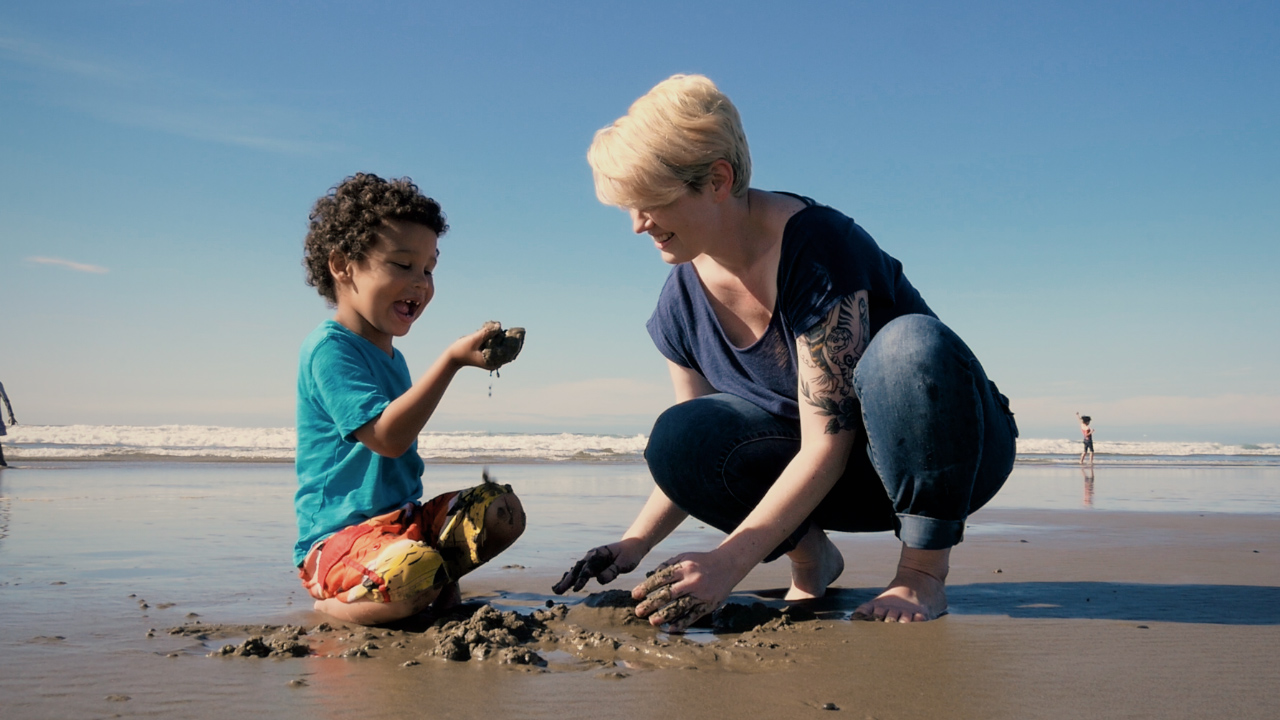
[1, 425, 648, 462]
[1, 425, 1276, 464]
[1014, 437, 1280, 457]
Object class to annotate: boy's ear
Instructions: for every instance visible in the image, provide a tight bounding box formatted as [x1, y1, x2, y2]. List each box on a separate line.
[329, 250, 352, 283]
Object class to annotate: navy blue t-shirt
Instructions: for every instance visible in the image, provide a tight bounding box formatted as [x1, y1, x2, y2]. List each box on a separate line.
[646, 195, 934, 419]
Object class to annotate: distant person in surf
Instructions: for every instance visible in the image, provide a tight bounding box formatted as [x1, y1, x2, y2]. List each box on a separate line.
[0, 380, 15, 468]
[1077, 412, 1095, 465]
[293, 173, 526, 626]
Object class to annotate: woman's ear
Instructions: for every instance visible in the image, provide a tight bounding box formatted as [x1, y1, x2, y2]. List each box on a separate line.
[708, 159, 735, 201]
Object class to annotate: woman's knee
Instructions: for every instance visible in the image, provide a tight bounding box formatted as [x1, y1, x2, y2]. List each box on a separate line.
[860, 315, 966, 379]
[646, 395, 768, 488]
[646, 396, 728, 484]
[646, 395, 801, 524]
[857, 316, 981, 407]
[648, 396, 730, 450]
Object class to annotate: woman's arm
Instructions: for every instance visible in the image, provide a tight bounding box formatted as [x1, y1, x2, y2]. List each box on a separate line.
[618, 362, 716, 549]
[0, 382, 14, 425]
[553, 483, 688, 595]
[633, 292, 870, 628]
[668, 361, 716, 403]
[552, 361, 713, 594]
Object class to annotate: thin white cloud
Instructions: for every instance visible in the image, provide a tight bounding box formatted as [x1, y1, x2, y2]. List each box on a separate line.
[27, 256, 110, 274]
[0, 31, 334, 155]
[107, 102, 336, 155]
[0, 34, 130, 82]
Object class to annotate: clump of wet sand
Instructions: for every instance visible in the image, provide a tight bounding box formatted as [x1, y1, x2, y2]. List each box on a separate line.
[168, 592, 822, 672]
[429, 603, 557, 665]
[211, 632, 311, 658]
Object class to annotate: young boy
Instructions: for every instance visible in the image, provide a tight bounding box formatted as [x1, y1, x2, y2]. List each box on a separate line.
[1076, 412, 1095, 465]
[294, 173, 526, 626]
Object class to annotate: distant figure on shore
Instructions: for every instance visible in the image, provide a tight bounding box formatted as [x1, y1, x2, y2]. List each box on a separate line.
[293, 173, 526, 626]
[0, 380, 15, 467]
[1077, 412, 1094, 465]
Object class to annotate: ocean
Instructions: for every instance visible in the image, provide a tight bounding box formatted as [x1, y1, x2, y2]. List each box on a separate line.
[3, 427, 1279, 719]
[2, 424, 1278, 466]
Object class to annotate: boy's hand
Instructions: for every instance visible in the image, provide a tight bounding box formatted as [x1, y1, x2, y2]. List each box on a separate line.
[481, 325, 526, 368]
[447, 322, 525, 371]
[447, 324, 504, 370]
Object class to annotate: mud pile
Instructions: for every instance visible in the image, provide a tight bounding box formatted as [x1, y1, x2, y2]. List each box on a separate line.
[429, 603, 554, 665]
[171, 593, 820, 672]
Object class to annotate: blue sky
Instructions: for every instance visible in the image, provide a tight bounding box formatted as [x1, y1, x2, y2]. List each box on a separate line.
[2, 0, 1277, 442]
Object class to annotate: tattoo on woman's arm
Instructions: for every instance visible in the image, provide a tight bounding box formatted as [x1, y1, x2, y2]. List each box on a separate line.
[798, 292, 869, 435]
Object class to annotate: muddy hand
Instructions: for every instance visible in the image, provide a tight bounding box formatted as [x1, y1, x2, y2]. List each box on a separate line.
[633, 564, 716, 632]
[553, 544, 636, 594]
[480, 322, 525, 369]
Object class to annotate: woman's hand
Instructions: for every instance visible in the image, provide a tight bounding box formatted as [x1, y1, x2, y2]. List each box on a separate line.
[631, 550, 746, 632]
[552, 538, 647, 594]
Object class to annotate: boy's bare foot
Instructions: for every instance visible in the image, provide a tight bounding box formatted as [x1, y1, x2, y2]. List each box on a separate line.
[854, 545, 950, 623]
[479, 492, 526, 561]
[313, 585, 441, 626]
[431, 581, 462, 612]
[784, 526, 845, 601]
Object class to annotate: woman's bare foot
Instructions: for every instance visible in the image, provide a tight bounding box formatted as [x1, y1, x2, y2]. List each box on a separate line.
[854, 545, 950, 623]
[785, 526, 845, 601]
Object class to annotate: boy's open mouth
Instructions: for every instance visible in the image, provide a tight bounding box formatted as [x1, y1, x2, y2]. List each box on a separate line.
[393, 300, 420, 321]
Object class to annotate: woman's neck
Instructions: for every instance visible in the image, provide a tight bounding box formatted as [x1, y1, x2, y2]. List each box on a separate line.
[699, 189, 779, 278]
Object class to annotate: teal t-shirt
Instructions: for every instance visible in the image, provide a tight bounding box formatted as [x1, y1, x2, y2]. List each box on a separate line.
[293, 320, 425, 565]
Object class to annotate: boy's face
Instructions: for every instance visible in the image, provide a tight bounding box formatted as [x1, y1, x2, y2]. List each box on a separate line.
[331, 219, 439, 354]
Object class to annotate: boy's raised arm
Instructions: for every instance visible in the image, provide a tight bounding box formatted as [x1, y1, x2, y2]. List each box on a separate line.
[353, 325, 498, 457]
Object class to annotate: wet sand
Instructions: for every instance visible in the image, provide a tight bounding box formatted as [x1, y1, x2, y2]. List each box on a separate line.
[1, 462, 1278, 719]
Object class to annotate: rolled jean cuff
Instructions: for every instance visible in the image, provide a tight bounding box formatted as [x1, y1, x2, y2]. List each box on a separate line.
[896, 514, 966, 550]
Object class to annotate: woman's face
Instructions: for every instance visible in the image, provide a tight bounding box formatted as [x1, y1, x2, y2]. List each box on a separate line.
[628, 186, 715, 265]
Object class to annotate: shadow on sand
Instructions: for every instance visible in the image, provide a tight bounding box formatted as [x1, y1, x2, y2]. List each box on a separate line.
[753, 583, 1280, 625]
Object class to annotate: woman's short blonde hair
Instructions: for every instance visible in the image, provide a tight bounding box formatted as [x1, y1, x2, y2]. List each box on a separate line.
[588, 74, 751, 209]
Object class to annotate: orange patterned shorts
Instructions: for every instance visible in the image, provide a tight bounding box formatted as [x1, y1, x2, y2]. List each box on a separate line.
[298, 481, 513, 604]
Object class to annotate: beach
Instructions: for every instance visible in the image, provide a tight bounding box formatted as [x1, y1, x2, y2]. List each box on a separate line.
[2, 459, 1278, 719]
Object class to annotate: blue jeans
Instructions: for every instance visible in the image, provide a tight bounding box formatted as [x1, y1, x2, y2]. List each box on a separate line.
[645, 314, 1017, 557]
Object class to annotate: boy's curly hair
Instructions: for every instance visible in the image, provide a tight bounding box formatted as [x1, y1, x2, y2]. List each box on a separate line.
[303, 173, 449, 304]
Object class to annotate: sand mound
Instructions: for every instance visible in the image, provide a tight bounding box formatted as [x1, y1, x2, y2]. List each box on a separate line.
[174, 593, 819, 672]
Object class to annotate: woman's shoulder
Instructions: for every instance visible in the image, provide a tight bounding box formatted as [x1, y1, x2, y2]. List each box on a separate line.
[773, 193, 849, 224]
[652, 263, 701, 314]
[777, 196, 874, 264]
[768, 194, 862, 250]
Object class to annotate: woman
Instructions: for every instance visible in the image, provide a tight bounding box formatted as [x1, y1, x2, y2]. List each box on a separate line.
[0, 380, 15, 468]
[553, 74, 1017, 629]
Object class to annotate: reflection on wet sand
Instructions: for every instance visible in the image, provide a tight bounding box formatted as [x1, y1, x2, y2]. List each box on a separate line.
[3, 463, 1280, 719]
